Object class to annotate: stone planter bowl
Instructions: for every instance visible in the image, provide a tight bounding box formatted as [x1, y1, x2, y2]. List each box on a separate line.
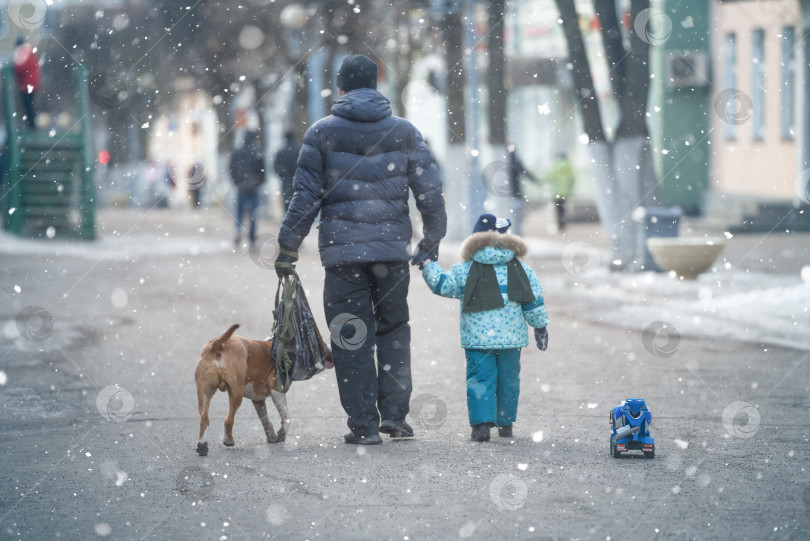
[645, 237, 726, 280]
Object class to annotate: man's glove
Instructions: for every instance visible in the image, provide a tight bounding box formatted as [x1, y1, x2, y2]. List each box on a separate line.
[410, 239, 439, 270]
[534, 327, 548, 351]
[274, 247, 298, 279]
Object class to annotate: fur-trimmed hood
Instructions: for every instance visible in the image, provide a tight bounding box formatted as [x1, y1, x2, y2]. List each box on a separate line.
[460, 232, 528, 261]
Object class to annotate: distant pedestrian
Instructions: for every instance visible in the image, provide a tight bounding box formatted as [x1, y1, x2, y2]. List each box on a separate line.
[187, 160, 205, 209]
[144, 160, 168, 208]
[419, 214, 549, 442]
[547, 153, 576, 231]
[12, 37, 40, 130]
[230, 131, 265, 250]
[165, 161, 177, 188]
[506, 144, 539, 235]
[273, 131, 301, 212]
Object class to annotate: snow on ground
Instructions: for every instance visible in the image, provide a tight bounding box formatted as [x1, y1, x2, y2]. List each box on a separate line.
[0, 231, 231, 261]
[561, 266, 810, 352]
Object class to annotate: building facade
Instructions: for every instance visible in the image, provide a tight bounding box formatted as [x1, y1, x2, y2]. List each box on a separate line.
[706, 0, 810, 228]
[710, 0, 799, 199]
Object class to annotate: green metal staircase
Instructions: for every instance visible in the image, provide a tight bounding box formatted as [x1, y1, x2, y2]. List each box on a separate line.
[2, 65, 95, 239]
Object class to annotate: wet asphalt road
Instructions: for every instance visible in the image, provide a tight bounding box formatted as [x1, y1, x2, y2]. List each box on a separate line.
[1, 208, 809, 541]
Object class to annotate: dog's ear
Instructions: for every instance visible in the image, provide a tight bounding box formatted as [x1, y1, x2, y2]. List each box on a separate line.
[212, 324, 240, 352]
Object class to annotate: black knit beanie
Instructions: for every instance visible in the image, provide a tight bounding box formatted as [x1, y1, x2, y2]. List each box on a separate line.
[336, 55, 378, 92]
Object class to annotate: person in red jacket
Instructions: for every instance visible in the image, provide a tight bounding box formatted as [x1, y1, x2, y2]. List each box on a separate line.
[13, 37, 41, 129]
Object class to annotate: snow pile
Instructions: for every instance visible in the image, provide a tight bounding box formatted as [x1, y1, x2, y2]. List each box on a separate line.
[575, 269, 810, 351]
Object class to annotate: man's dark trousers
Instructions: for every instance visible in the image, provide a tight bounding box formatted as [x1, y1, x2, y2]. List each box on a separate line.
[324, 262, 411, 437]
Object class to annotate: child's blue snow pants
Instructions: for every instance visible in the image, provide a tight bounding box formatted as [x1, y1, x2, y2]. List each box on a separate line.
[465, 348, 521, 427]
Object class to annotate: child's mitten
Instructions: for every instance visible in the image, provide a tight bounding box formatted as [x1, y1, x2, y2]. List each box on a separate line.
[534, 327, 548, 351]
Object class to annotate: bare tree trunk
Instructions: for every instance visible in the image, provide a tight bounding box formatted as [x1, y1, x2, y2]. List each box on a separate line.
[593, 0, 625, 101]
[291, 62, 310, 139]
[392, 1, 416, 116]
[443, 10, 466, 144]
[556, 0, 661, 270]
[617, 0, 650, 139]
[556, 0, 624, 265]
[554, 0, 605, 143]
[486, 0, 510, 220]
[604, 0, 661, 263]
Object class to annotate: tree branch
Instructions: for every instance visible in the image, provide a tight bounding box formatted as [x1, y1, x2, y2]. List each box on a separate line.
[554, 0, 605, 142]
[594, 0, 625, 101]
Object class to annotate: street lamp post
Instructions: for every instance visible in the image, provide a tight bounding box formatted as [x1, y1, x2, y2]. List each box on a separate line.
[465, 0, 486, 227]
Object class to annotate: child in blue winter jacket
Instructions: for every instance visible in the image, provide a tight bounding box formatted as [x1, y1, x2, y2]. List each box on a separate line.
[419, 214, 549, 442]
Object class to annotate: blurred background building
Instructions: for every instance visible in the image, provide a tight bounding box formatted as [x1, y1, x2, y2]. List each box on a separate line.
[2, 0, 809, 236]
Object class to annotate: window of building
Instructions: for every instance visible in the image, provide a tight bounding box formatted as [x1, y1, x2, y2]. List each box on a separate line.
[752, 29, 765, 141]
[781, 26, 795, 141]
[723, 33, 737, 140]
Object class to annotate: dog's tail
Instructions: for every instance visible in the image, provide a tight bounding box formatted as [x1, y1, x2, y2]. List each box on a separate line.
[212, 324, 240, 352]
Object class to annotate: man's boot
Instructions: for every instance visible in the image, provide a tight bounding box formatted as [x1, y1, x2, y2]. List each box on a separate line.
[379, 419, 414, 439]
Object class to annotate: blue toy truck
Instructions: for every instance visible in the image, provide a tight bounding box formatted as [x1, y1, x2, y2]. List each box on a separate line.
[610, 399, 655, 458]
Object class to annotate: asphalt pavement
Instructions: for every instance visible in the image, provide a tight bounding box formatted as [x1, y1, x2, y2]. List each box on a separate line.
[1, 205, 809, 541]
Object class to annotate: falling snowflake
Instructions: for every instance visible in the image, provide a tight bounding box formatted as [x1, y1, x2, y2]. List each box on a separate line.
[537, 103, 551, 115]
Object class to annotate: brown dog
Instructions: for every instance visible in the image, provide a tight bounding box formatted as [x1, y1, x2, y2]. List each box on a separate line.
[193, 324, 331, 456]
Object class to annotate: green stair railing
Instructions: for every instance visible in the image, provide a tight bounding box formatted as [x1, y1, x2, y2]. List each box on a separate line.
[2, 64, 95, 239]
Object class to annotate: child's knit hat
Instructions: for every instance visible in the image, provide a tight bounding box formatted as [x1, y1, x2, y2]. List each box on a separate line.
[472, 214, 511, 234]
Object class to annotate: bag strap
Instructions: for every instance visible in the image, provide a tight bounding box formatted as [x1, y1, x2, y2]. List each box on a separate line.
[273, 273, 298, 392]
[276, 274, 297, 343]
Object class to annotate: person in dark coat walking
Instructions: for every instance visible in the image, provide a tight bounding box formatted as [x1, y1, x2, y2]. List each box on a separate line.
[273, 131, 301, 212]
[12, 37, 41, 129]
[230, 131, 266, 250]
[274, 55, 447, 445]
[506, 144, 539, 235]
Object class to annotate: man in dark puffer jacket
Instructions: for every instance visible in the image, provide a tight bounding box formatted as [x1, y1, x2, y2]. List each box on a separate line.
[274, 55, 447, 445]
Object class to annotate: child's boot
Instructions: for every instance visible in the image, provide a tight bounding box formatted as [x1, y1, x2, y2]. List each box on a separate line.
[471, 423, 494, 442]
[498, 425, 512, 438]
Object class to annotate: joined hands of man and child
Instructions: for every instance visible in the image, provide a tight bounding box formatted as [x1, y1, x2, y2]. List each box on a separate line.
[409, 239, 438, 271]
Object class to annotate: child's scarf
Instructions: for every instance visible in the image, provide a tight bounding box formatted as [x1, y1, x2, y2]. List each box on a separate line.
[462, 258, 535, 313]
